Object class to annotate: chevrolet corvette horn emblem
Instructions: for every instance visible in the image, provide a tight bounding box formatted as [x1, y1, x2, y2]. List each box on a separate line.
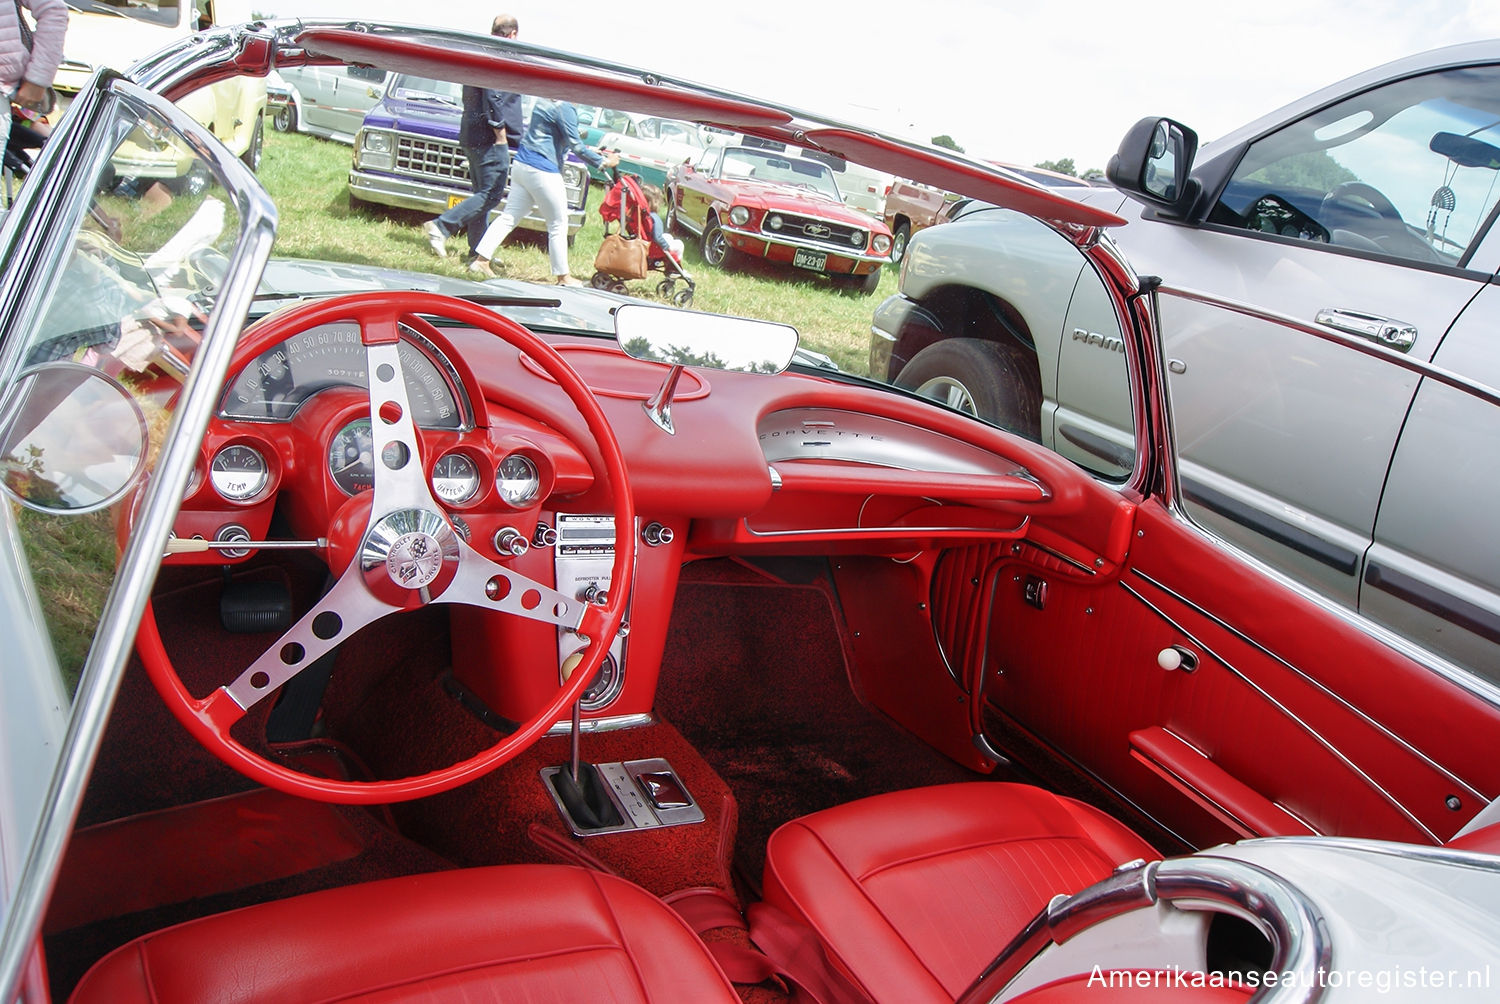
[387, 531, 444, 589]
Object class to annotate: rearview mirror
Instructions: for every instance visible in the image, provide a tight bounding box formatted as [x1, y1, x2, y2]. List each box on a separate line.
[615, 303, 799, 375]
[0, 363, 149, 514]
[1107, 117, 1200, 216]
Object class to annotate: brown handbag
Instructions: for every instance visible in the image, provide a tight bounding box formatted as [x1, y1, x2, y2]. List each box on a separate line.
[594, 231, 651, 280]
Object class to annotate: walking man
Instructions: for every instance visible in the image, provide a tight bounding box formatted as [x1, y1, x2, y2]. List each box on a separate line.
[421, 14, 522, 264]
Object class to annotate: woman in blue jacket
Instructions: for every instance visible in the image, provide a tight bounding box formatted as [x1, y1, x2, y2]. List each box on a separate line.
[471, 99, 618, 284]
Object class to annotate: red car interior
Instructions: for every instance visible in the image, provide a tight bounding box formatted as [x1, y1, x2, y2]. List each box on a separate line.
[27, 27, 1500, 1004]
[37, 276, 1500, 1001]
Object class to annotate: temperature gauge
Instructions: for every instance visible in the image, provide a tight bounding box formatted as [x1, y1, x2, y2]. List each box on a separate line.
[210, 444, 269, 501]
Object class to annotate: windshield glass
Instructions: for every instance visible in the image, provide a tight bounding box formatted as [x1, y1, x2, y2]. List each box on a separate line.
[276, 46, 1132, 470]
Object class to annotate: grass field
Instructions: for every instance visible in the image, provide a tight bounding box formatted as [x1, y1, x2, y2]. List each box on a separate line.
[259, 129, 893, 376]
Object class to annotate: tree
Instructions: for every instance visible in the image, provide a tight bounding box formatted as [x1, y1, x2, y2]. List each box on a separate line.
[931, 135, 964, 154]
[1034, 158, 1077, 177]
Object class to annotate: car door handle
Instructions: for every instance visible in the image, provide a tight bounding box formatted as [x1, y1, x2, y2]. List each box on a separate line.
[1314, 308, 1417, 352]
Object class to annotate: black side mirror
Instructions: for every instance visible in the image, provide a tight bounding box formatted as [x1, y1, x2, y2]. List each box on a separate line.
[1107, 117, 1200, 216]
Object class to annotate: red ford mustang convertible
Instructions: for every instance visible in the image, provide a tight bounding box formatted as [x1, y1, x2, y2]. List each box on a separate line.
[1, 21, 1498, 1004]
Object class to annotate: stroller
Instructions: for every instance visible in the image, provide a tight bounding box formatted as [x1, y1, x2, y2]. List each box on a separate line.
[590, 169, 695, 307]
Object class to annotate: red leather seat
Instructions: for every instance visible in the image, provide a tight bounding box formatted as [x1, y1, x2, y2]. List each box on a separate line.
[69, 864, 739, 1003]
[761, 782, 1158, 1004]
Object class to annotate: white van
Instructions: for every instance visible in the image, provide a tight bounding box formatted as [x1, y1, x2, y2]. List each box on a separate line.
[53, 2, 266, 179]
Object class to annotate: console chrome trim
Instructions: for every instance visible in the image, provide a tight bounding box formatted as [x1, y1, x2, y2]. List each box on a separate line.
[546, 712, 655, 736]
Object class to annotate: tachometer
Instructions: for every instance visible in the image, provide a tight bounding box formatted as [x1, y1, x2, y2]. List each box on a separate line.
[328, 419, 375, 496]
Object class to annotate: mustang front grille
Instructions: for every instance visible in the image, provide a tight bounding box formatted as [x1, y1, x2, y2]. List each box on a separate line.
[763, 212, 864, 249]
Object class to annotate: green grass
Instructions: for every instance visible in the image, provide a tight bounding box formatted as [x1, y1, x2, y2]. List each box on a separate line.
[259, 130, 891, 376]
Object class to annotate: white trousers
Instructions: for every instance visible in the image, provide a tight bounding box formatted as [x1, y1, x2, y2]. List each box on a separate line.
[475, 161, 571, 276]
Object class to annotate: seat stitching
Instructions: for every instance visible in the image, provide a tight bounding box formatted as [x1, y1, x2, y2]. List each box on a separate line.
[855, 833, 1106, 884]
[787, 822, 952, 999]
[312, 943, 631, 1003]
[586, 870, 654, 1004]
[137, 940, 160, 1004]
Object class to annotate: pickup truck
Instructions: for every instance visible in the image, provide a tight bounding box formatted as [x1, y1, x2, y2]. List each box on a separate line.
[871, 40, 1500, 692]
[348, 75, 590, 241]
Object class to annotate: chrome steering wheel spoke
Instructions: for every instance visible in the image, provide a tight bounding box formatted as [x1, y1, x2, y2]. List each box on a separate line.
[223, 572, 398, 712]
[435, 537, 585, 630]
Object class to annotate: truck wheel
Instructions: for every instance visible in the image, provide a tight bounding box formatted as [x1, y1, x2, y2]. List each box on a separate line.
[241, 114, 264, 173]
[273, 102, 296, 133]
[890, 221, 911, 263]
[894, 337, 1042, 441]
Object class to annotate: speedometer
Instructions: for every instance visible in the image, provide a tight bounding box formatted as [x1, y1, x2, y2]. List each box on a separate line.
[221, 325, 467, 428]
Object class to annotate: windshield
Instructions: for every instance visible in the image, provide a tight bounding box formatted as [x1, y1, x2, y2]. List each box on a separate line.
[273, 44, 1128, 458]
[720, 147, 842, 201]
[388, 74, 462, 105]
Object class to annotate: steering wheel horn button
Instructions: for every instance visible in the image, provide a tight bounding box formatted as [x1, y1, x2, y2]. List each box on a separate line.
[386, 531, 445, 588]
[361, 508, 460, 601]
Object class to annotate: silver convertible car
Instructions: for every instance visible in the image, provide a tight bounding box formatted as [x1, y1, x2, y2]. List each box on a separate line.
[2, 20, 1499, 1004]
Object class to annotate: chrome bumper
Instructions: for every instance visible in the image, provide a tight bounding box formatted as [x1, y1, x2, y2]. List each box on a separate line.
[348, 169, 586, 236]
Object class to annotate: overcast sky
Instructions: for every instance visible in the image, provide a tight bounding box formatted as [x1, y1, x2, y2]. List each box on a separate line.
[227, 0, 1500, 172]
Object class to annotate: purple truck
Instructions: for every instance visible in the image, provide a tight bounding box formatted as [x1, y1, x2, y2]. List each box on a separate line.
[347, 74, 590, 240]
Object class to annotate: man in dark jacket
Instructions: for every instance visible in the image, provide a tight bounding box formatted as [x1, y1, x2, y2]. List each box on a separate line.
[422, 14, 523, 263]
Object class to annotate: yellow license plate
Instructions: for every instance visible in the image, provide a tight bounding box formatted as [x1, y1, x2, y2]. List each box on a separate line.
[447, 194, 464, 209]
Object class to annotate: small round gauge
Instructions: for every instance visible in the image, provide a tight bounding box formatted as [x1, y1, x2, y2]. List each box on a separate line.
[432, 452, 480, 505]
[210, 444, 269, 501]
[328, 419, 375, 496]
[496, 453, 540, 507]
[183, 461, 203, 499]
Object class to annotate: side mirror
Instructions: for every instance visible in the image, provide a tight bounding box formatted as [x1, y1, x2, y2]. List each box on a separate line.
[1107, 117, 1200, 216]
[0, 363, 149, 514]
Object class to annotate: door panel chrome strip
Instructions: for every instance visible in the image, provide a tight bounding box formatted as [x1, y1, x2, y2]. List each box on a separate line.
[1122, 580, 1445, 843]
[1131, 570, 1489, 805]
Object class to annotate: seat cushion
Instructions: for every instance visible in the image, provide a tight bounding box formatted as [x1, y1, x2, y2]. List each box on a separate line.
[69, 864, 739, 1003]
[761, 783, 1158, 1003]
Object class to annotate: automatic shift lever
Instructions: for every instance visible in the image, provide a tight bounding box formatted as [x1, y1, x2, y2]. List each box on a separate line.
[550, 651, 623, 831]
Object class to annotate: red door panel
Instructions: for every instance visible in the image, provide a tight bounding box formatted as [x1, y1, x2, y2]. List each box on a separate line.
[981, 501, 1499, 847]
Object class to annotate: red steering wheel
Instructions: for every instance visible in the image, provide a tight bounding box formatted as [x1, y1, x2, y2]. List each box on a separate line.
[137, 291, 635, 804]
